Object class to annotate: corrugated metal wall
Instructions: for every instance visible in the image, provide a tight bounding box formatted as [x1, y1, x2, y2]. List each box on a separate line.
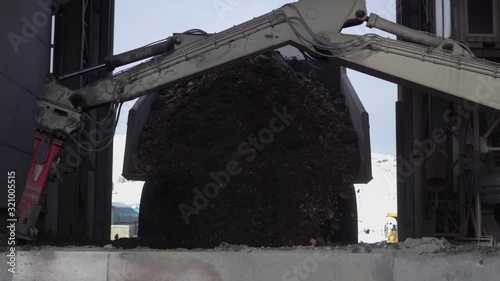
[1, 0, 115, 241]
[0, 1, 51, 212]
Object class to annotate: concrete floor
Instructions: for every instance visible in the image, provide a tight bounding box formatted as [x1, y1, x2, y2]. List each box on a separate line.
[1, 238, 499, 281]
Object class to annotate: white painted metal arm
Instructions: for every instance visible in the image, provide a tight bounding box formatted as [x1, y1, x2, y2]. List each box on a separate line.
[37, 0, 500, 136]
[328, 33, 500, 111]
[39, 0, 367, 110]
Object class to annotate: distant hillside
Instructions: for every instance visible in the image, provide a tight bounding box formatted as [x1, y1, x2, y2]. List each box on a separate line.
[355, 153, 397, 243]
[112, 135, 143, 206]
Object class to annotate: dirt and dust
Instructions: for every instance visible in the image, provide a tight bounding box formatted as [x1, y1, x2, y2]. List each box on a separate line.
[136, 52, 360, 249]
[400, 237, 452, 254]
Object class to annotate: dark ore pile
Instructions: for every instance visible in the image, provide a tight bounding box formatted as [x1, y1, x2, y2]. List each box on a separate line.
[137, 52, 359, 248]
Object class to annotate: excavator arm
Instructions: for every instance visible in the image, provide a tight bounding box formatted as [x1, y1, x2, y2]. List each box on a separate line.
[18, 0, 500, 239]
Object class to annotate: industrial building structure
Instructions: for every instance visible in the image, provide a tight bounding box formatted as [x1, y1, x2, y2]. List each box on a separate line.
[0, 0, 500, 245]
[397, 0, 500, 243]
[1, 0, 115, 241]
[1, 1, 500, 280]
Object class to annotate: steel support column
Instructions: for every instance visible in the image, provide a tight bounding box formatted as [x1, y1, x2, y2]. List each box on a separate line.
[48, 0, 114, 241]
[396, 0, 431, 241]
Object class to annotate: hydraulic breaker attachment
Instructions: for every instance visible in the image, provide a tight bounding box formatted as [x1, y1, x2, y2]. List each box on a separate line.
[16, 135, 64, 240]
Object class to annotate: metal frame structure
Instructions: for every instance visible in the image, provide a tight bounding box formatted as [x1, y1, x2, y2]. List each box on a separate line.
[463, 0, 498, 38]
[42, 0, 115, 241]
[9, 0, 500, 242]
[397, 0, 500, 243]
[454, 0, 500, 58]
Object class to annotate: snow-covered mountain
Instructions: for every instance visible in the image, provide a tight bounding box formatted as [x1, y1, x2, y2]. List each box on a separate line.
[355, 153, 397, 243]
[112, 134, 144, 207]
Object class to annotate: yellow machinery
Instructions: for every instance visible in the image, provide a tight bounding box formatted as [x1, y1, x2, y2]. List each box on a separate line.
[385, 213, 398, 243]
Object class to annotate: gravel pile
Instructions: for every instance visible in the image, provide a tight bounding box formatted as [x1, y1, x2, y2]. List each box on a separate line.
[137, 52, 360, 248]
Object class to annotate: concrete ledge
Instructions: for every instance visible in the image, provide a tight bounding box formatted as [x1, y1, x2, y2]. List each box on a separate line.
[1, 245, 499, 281]
[1, 250, 109, 281]
[107, 250, 392, 281]
[394, 252, 500, 281]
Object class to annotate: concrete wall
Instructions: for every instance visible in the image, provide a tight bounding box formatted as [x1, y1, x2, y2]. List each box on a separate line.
[0, 244, 498, 281]
[0, 1, 51, 212]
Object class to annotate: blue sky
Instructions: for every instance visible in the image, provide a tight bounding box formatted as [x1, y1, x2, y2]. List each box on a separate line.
[113, 0, 397, 155]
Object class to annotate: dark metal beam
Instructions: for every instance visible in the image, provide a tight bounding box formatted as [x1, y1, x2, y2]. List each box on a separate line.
[51, 0, 114, 241]
[396, 0, 432, 240]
